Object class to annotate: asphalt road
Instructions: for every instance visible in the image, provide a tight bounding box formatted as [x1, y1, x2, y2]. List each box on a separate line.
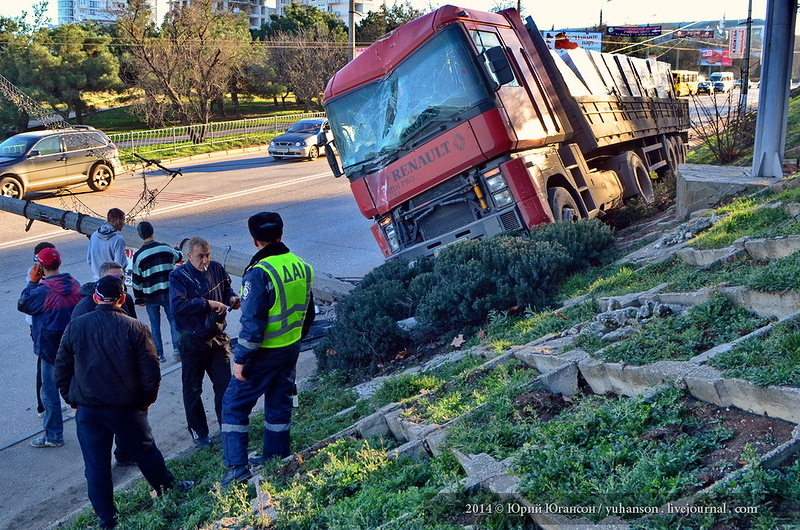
[0, 148, 384, 528]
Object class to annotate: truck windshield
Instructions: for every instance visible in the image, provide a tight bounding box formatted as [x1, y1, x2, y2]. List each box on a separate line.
[326, 25, 491, 172]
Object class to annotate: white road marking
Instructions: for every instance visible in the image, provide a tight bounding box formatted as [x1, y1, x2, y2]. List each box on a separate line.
[0, 171, 332, 250]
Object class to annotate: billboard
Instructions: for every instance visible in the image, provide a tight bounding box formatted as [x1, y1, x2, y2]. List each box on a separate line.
[728, 28, 746, 59]
[607, 26, 662, 37]
[541, 31, 602, 52]
[699, 48, 732, 66]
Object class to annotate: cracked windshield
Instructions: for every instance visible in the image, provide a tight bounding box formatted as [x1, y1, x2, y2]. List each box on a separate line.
[327, 26, 491, 172]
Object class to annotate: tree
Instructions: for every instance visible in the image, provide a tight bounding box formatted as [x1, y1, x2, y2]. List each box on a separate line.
[356, 2, 423, 44]
[266, 26, 347, 110]
[18, 23, 121, 124]
[116, 0, 252, 131]
[253, 3, 346, 41]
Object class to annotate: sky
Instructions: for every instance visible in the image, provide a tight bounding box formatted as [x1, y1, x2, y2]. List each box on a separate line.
[0, 0, 772, 30]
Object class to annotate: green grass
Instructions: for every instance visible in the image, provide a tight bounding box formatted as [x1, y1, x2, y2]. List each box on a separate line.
[403, 360, 535, 424]
[708, 316, 800, 387]
[483, 300, 599, 352]
[636, 451, 800, 529]
[513, 388, 733, 522]
[691, 202, 800, 250]
[745, 250, 800, 292]
[575, 295, 767, 365]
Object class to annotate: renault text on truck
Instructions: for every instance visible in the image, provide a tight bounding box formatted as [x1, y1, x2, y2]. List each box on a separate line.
[322, 5, 690, 260]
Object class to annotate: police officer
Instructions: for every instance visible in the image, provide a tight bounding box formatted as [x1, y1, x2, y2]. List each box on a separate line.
[220, 212, 315, 487]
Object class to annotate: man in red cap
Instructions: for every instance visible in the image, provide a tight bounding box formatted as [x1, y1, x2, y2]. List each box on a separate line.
[18, 247, 81, 448]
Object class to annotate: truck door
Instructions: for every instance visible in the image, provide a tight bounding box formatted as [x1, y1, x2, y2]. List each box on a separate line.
[469, 28, 565, 149]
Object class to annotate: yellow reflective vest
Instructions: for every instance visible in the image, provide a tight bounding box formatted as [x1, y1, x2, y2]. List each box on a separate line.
[252, 253, 314, 348]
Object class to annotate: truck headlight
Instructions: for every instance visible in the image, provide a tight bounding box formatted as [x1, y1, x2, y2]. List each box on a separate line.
[381, 219, 400, 253]
[485, 174, 507, 193]
[492, 189, 514, 208]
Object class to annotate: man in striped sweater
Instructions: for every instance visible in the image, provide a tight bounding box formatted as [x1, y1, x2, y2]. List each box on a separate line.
[132, 221, 183, 362]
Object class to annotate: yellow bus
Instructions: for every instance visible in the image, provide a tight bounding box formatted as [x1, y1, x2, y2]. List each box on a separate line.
[672, 70, 700, 96]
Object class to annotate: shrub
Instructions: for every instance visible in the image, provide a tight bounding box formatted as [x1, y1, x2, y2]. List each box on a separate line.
[414, 236, 570, 332]
[528, 218, 618, 270]
[315, 261, 423, 376]
[317, 221, 618, 374]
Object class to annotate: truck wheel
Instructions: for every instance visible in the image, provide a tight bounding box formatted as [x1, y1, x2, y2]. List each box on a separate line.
[629, 155, 654, 203]
[671, 136, 686, 165]
[548, 187, 580, 222]
[657, 138, 681, 178]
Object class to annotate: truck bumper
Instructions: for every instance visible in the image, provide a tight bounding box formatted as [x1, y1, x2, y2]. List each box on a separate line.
[394, 208, 524, 261]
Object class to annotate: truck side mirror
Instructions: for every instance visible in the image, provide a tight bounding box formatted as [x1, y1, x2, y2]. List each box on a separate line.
[322, 134, 343, 178]
[485, 46, 514, 87]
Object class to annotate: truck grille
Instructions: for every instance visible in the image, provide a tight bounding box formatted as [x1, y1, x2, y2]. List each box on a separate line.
[500, 210, 522, 231]
[419, 202, 475, 239]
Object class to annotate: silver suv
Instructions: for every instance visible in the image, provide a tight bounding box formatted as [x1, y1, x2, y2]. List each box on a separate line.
[0, 126, 122, 199]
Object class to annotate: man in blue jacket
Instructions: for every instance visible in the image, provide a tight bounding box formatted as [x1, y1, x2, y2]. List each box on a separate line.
[220, 212, 314, 487]
[170, 236, 239, 447]
[18, 247, 81, 448]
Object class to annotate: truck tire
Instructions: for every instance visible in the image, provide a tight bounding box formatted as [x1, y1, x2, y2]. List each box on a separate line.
[670, 136, 686, 165]
[601, 152, 654, 204]
[657, 137, 681, 178]
[548, 187, 580, 222]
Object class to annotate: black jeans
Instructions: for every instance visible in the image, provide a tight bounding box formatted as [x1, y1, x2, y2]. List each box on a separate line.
[76, 406, 175, 528]
[179, 334, 232, 439]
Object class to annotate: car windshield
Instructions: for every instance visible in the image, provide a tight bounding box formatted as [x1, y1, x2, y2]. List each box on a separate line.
[325, 25, 492, 172]
[0, 135, 37, 157]
[286, 120, 322, 134]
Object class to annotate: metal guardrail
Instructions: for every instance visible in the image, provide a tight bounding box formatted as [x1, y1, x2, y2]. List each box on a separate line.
[108, 111, 326, 158]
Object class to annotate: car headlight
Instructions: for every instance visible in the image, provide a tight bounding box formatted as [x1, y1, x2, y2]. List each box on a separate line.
[269, 141, 275, 146]
[492, 189, 514, 208]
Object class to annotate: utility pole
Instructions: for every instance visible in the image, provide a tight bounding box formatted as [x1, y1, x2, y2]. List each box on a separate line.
[740, 0, 753, 110]
[349, 0, 356, 62]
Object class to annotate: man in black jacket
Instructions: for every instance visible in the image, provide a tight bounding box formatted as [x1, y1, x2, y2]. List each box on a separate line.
[56, 275, 192, 529]
[169, 236, 239, 448]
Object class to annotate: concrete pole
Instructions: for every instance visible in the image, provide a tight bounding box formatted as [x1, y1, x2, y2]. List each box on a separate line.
[0, 196, 352, 301]
[348, 0, 356, 62]
[751, 0, 797, 178]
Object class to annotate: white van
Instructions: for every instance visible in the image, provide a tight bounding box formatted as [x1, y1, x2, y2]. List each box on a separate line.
[710, 72, 735, 93]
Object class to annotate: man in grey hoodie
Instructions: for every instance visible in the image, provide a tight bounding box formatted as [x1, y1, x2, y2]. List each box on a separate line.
[87, 208, 128, 279]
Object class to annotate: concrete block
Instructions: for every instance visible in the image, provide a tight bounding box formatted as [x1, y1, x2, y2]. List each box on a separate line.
[684, 367, 730, 407]
[743, 235, 800, 260]
[651, 288, 715, 307]
[312, 271, 354, 303]
[722, 286, 800, 319]
[676, 247, 735, 267]
[400, 419, 439, 441]
[676, 164, 770, 220]
[383, 408, 407, 442]
[535, 363, 579, 396]
[423, 425, 451, 457]
[578, 357, 614, 395]
[723, 379, 800, 424]
[357, 410, 392, 439]
[388, 439, 429, 462]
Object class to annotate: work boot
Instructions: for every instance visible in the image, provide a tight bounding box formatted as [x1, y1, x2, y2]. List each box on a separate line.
[221, 465, 253, 488]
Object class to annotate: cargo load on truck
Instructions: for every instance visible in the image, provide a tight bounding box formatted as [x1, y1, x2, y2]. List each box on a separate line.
[322, 5, 689, 260]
